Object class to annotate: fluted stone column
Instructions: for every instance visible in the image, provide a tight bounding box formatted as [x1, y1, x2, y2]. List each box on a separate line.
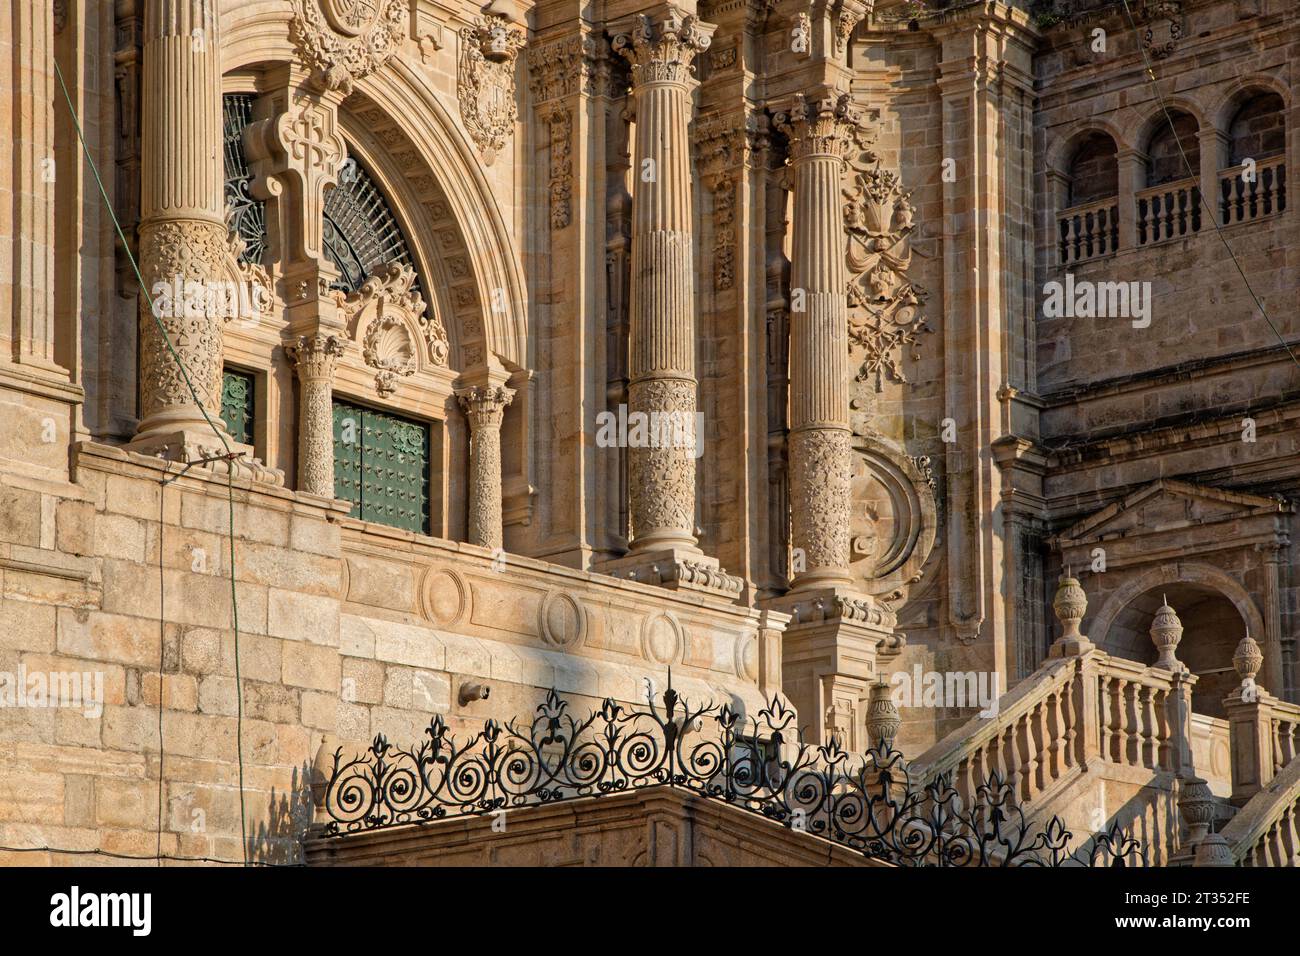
[775, 92, 857, 591]
[288, 334, 345, 497]
[612, 8, 713, 555]
[457, 385, 515, 550]
[132, 0, 233, 457]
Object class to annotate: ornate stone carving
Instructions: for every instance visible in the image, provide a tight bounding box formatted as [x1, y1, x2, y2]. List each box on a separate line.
[54, 0, 68, 35]
[457, 385, 516, 549]
[697, 116, 765, 291]
[546, 107, 573, 230]
[289, 0, 408, 95]
[848, 438, 939, 599]
[627, 377, 698, 545]
[773, 91, 857, 160]
[843, 129, 932, 390]
[1149, 596, 1185, 671]
[138, 219, 232, 419]
[457, 14, 526, 165]
[1139, 0, 1183, 60]
[611, 8, 711, 87]
[789, 428, 854, 577]
[287, 334, 346, 497]
[344, 263, 448, 395]
[527, 33, 602, 103]
[834, 7, 865, 56]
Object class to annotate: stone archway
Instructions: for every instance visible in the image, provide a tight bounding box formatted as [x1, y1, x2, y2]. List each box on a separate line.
[1099, 582, 1246, 718]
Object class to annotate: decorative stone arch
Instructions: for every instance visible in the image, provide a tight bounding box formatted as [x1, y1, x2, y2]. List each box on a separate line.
[1209, 75, 1292, 137]
[1045, 119, 1127, 178]
[218, 5, 530, 374]
[1121, 96, 1210, 156]
[1089, 561, 1266, 662]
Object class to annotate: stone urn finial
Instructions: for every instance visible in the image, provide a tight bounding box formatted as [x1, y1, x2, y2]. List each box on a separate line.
[1176, 775, 1215, 847]
[1149, 595, 1185, 671]
[1049, 571, 1093, 657]
[865, 679, 901, 749]
[1233, 631, 1263, 686]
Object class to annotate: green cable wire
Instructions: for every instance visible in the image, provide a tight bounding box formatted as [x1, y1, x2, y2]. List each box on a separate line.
[53, 59, 249, 865]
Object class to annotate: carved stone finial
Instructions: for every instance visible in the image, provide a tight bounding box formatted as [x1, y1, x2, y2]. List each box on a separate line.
[1233, 632, 1263, 685]
[1176, 775, 1216, 847]
[865, 680, 901, 748]
[1050, 573, 1093, 658]
[1149, 596, 1185, 671]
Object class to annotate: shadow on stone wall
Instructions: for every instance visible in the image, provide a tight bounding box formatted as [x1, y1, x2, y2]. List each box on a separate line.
[248, 763, 314, 866]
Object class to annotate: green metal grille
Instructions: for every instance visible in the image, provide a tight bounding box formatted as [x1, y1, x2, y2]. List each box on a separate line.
[223, 94, 266, 268]
[221, 368, 255, 446]
[332, 398, 429, 534]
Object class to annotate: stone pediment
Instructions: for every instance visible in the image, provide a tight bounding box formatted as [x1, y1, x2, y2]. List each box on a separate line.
[1056, 479, 1287, 547]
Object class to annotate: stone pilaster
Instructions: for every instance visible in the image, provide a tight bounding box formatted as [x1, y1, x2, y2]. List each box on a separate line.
[773, 90, 857, 591]
[612, 6, 712, 555]
[457, 385, 515, 550]
[288, 334, 345, 498]
[131, 0, 233, 459]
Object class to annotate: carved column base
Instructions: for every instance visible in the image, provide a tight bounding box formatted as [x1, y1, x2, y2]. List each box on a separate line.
[603, 547, 744, 600]
[763, 586, 902, 748]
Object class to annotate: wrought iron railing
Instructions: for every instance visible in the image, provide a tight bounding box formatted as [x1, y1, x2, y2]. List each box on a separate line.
[315, 684, 1145, 867]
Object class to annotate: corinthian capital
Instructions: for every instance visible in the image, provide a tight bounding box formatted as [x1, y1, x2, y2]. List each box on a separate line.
[611, 7, 715, 87]
[288, 333, 346, 381]
[457, 384, 516, 431]
[773, 91, 859, 161]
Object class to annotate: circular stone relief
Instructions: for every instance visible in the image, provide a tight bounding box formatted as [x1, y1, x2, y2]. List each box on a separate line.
[848, 436, 938, 598]
[537, 590, 586, 649]
[420, 566, 468, 628]
[322, 0, 383, 37]
[734, 631, 759, 682]
[641, 612, 684, 665]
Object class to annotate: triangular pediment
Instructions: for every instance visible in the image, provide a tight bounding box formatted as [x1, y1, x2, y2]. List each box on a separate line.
[1057, 479, 1285, 546]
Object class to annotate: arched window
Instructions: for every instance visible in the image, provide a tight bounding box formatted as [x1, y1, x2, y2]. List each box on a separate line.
[1067, 132, 1119, 207]
[224, 94, 267, 268]
[1138, 111, 1202, 243]
[1223, 91, 1287, 224]
[1058, 132, 1119, 263]
[1145, 110, 1200, 187]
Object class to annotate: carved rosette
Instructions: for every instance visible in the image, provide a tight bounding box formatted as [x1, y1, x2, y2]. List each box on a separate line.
[457, 15, 526, 165]
[789, 428, 854, 577]
[611, 9, 711, 88]
[289, 0, 408, 95]
[627, 378, 698, 545]
[138, 219, 232, 420]
[457, 385, 516, 550]
[288, 334, 346, 497]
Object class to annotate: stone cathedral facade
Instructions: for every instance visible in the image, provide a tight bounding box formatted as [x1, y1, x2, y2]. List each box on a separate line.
[0, 0, 1297, 865]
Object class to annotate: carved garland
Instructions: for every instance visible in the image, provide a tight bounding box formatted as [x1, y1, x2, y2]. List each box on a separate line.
[842, 126, 932, 391]
[458, 14, 526, 165]
[288, 0, 409, 95]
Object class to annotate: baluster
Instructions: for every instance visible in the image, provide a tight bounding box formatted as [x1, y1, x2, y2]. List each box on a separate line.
[1112, 679, 1129, 764]
[1060, 682, 1077, 771]
[1098, 675, 1112, 762]
[1026, 700, 1044, 798]
[1261, 166, 1275, 216]
[1155, 688, 1171, 770]
[1049, 684, 1066, 780]
[1141, 686, 1158, 768]
[1003, 722, 1022, 802]
[1283, 805, 1300, 866]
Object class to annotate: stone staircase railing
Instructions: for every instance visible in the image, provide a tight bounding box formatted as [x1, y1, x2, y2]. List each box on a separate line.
[905, 576, 1300, 866]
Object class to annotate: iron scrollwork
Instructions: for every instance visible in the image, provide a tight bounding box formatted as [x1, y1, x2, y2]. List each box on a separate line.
[316, 684, 1144, 867]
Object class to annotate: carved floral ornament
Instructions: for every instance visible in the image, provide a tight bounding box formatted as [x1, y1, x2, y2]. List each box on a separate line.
[289, 0, 409, 95]
[1140, 0, 1184, 60]
[611, 9, 712, 87]
[344, 263, 450, 396]
[841, 124, 932, 391]
[458, 14, 526, 165]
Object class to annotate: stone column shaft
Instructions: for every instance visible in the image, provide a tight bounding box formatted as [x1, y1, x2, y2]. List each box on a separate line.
[288, 334, 345, 498]
[134, 0, 230, 449]
[777, 92, 856, 590]
[458, 385, 515, 550]
[614, 8, 712, 555]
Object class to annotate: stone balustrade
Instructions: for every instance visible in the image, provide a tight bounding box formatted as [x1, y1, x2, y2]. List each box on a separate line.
[1220, 155, 1286, 225]
[1136, 176, 1202, 245]
[1057, 197, 1120, 264]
